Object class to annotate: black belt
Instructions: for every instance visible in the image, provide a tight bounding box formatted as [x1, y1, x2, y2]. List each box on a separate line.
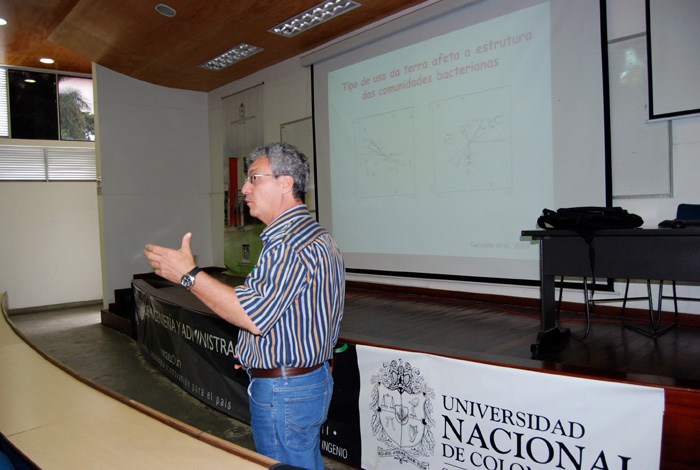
[248, 363, 323, 379]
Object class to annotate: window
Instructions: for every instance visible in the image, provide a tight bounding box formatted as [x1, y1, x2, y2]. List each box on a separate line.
[0, 67, 96, 181]
[0, 67, 95, 142]
[58, 76, 95, 141]
[8, 69, 59, 140]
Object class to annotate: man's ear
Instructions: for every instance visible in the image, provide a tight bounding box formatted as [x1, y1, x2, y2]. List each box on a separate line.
[279, 174, 295, 194]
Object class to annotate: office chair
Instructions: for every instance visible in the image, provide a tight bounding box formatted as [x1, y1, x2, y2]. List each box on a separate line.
[603, 203, 700, 338]
[584, 275, 671, 339]
[675, 203, 700, 223]
[654, 203, 700, 332]
[556, 276, 654, 340]
[555, 204, 700, 339]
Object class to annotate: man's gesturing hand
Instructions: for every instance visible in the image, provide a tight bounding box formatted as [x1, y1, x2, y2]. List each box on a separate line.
[144, 232, 197, 284]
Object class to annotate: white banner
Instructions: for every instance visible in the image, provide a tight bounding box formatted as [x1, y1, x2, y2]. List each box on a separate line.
[357, 345, 664, 470]
[224, 84, 264, 161]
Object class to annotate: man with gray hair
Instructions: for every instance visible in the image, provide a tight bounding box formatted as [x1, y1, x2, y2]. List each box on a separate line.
[145, 142, 345, 470]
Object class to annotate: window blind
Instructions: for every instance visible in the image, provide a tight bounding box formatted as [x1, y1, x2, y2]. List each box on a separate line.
[0, 68, 8, 137]
[0, 144, 96, 181]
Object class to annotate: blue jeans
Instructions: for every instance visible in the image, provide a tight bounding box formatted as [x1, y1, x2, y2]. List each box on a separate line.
[247, 363, 333, 470]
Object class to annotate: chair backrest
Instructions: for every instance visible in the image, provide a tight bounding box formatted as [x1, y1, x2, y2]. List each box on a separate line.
[676, 203, 700, 220]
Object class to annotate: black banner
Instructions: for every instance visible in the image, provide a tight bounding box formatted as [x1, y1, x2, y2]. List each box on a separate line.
[323, 342, 362, 467]
[132, 282, 363, 467]
[133, 283, 251, 422]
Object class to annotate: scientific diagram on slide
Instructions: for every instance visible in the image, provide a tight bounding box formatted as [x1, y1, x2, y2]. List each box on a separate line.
[432, 86, 511, 193]
[354, 108, 416, 198]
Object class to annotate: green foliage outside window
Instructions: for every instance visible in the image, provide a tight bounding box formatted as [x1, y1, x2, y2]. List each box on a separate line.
[59, 87, 95, 141]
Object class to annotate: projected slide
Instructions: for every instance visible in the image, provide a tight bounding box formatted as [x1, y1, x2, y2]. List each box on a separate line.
[328, 3, 550, 261]
[433, 87, 511, 193]
[355, 108, 415, 198]
[315, 0, 607, 281]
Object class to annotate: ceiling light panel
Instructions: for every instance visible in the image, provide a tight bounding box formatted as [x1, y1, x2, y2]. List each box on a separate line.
[269, 0, 361, 38]
[198, 43, 264, 71]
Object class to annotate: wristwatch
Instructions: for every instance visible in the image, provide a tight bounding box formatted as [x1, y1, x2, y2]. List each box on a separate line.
[180, 267, 202, 290]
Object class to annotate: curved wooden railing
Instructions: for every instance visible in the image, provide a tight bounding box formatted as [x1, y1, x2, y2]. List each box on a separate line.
[0, 292, 276, 469]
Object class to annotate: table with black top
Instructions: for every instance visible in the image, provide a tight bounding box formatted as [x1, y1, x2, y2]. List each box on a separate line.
[522, 228, 700, 356]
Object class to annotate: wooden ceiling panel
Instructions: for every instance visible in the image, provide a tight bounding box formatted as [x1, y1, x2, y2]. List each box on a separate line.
[50, 1, 183, 62]
[1, 0, 428, 91]
[1, 0, 92, 73]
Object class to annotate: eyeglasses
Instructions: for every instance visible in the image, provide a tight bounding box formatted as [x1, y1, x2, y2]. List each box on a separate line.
[245, 174, 278, 184]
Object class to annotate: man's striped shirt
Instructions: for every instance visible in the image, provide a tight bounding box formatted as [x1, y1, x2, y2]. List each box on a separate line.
[234, 204, 345, 369]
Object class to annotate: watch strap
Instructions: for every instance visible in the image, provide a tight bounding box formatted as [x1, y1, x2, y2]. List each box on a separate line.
[187, 266, 203, 278]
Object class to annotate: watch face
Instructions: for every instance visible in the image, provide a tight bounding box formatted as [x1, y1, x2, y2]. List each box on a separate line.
[181, 274, 195, 289]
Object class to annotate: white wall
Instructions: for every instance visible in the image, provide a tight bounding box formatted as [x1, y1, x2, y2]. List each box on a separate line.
[206, 58, 313, 262]
[204, 0, 700, 314]
[0, 179, 102, 309]
[95, 65, 212, 303]
[607, 0, 700, 223]
[604, 0, 700, 313]
[4, 0, 699, 313]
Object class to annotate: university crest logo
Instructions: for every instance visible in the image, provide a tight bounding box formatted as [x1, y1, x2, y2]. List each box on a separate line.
[370, 359, 435, 469]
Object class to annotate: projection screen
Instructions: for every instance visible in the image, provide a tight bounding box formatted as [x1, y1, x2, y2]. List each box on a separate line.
[646, 0, 700, 119]
[310, 0, 609, 284]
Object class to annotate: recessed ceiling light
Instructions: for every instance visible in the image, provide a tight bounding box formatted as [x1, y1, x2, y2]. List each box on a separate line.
[269, 0, 361, 38]
[155, 3, 176, 17]
[199, 43, 264, 71]
[40, 58, 55, 64]
[0, 18, 7, 26]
